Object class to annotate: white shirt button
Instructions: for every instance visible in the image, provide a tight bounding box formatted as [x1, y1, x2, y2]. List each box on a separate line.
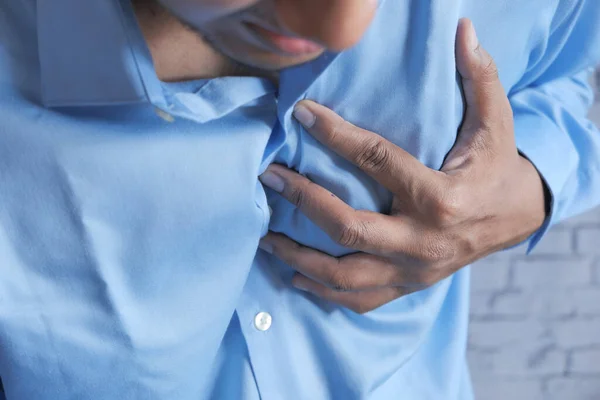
[254, 312, 272, 332]
[154, 107, 175, 123]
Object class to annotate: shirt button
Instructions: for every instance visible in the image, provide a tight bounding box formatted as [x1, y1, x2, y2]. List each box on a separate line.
[254, 312, 272, 332]
[154, 107, 175, 123]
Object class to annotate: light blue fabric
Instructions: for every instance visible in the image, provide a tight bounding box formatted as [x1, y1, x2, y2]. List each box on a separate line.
[1, 0, 599, 399]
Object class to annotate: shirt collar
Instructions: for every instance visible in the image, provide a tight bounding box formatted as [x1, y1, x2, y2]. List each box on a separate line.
[37, 0, 154, 107]
[37, 0, 340, 112]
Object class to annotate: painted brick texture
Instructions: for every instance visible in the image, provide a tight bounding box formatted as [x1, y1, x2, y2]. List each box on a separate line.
[468, 69, 600, 399]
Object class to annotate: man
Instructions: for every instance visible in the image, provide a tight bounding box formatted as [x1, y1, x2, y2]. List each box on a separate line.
[0, 0, 598, 399]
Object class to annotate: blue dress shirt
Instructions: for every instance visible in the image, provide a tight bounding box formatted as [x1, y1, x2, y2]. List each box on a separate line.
[1, 0, 599, 399]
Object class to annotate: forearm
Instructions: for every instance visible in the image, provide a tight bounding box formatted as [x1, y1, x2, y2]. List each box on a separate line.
[513, 69, 600, 249]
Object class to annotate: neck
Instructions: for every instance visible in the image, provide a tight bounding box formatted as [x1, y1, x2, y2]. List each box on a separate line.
[133, 1, 258, 82]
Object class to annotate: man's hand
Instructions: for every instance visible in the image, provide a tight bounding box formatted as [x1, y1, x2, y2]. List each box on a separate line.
[258, 19, 547, 314]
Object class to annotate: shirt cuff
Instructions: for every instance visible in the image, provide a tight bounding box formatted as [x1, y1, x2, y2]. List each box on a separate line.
[513, 111, 577, 253]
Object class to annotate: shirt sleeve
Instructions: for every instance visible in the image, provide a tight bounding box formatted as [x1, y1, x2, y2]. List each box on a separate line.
[510, 0, 600, 251]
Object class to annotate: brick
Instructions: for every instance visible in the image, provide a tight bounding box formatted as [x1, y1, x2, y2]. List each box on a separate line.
[513, 258, 592, 289]
[576, 227, 600, 255]
[546, 378, 600, 400]
[469, 204, 600, 395]
[530, 229, 572, 255]
[470, 260, 511, 292]
[571, 349, 600, 375]
[467, 350, 494, 379]
[469, 320, 547, 349]
[488, 345, 566, 377]
[469, 293, 495, 318]
[469, 72, 599, 400]
[590, 102, 600, 127]
[472, 379, 544, 400]
[533, 291, 577, 317]
[490, 291, 532, 317]
[554, 319, 600, 348]
[492, 290, 575, 319]
[572, 289, 600, 315]
[560, 209, 600, 227]
[496, 243, 527, 258]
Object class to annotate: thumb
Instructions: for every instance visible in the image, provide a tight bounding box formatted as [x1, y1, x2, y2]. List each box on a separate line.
[443, 19, 514, 172]
[455, 18, 510, 132]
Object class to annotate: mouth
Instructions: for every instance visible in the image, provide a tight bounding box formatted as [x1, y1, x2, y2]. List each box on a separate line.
[245, 22, 325, 56]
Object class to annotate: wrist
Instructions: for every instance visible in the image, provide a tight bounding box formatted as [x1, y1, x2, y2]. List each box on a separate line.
[517, 154, 548, 232]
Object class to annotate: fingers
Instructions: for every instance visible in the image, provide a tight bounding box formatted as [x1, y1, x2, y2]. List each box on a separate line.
[260, 232, 405, 290]
[259, 232, 459, 313]
[292, 100, 446, 197]
[260, 164, 417, 255]
[442, 18, 516, 172]
[455, 18, 512, 134]
[292, 275, 413, 315]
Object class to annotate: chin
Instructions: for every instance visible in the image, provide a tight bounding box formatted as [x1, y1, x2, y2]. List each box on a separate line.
[200, 30, 325, 72]
[238, 51, 325, 71]
[247, 52, 323, 72]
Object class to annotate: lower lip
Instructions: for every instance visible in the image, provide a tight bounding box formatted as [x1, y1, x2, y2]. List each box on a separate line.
[248, 24, 324, 56]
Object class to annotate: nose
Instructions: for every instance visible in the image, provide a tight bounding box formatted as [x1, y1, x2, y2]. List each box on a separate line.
[276, 0, 378, 51]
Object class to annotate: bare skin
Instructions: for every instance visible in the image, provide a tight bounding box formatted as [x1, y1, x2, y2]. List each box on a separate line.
[133, 1, 245, 81]
[132, 0, 377, 81]
[259, 20, 547, 314]
[130, 2, 548, 314]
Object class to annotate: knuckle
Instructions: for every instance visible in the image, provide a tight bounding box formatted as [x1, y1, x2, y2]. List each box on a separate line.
[287, 184, 308, 208]
[290, 239, 304, 254]
[394, 286, 407, 299]
[481, 55, 499, 82]
[412, 268, 438, 287]
[283, 241, 306, 268]
[420, 238, 456, 264]
[422, 273, 439, 288]
[355, 139, 393, 173]
[328, 268, 354, 292]
[329, 117, 351, 144]
[430, 187, 464, 226]
[335, 219, 366, 249]
[459, 231, 479, 257]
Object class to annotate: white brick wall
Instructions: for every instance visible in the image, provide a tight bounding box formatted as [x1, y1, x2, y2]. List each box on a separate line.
[468, 69, 600, 399]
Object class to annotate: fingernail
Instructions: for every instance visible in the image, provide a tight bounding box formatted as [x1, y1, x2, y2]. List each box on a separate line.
[467, 21, 479, 53]
[260, 171, 285, 193]
[293, 280, 310, 293]
[293, 105, 316, 129]
[259, 238, 273, 254]
[268, 205, 273, 217]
